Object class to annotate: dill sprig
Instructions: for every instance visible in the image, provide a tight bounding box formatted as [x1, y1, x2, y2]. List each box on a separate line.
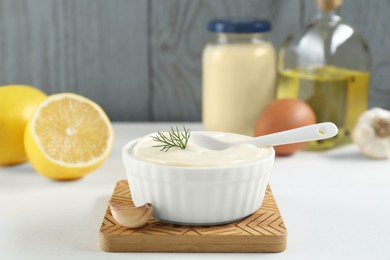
[151, 126, 191, 152]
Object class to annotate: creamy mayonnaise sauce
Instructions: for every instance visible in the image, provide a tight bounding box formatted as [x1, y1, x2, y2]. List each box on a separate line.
[133, 132, 272, 167]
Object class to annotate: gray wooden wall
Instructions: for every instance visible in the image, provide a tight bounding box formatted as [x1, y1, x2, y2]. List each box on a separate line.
[0, 0, 389, 121]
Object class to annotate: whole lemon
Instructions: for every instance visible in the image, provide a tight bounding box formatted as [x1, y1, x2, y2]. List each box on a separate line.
[0, 85, 47, 166]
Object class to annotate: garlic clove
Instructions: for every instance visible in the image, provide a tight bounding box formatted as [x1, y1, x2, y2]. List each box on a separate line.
[109, 201, 153, 228]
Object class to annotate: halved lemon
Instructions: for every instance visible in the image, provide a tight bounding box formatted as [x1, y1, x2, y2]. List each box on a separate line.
[24, 93, 114, 180]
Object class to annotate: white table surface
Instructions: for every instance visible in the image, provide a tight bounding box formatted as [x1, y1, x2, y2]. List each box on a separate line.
[1, 122, 389, 260]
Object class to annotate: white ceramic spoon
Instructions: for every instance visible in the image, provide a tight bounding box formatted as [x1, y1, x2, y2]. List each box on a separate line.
[191, 122, 338, 150]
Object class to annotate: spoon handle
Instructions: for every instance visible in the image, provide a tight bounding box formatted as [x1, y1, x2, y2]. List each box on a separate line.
[245, 122, 338, 147]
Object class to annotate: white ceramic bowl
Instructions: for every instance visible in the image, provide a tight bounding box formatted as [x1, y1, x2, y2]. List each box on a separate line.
[122, 132, 275, 226]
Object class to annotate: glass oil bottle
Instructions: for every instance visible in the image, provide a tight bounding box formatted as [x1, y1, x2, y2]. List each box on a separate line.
[277, 0, 370, 150]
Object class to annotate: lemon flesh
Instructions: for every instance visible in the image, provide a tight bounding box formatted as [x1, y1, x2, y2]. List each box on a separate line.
[24, 93, 114, 180]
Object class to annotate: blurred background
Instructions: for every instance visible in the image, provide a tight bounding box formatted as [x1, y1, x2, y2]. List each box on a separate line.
[0, 0, 389, 121]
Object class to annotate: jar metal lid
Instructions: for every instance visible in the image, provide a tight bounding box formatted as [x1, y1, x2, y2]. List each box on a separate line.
[208, 18, 271, 33]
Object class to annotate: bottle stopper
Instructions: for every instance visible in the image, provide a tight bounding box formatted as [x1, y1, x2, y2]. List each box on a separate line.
[316, 0, 343, 11]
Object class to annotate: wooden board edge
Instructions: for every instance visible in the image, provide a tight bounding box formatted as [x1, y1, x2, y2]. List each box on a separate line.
[99, 232, 287, 253]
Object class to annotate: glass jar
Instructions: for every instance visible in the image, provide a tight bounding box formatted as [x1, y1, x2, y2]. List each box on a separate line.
[277, 0, 371, 150]
[202, 18, 276, 136]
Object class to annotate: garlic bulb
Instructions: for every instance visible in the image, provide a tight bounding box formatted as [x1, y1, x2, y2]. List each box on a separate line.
[109, 201, 153, 228]
[352, 107, 390, 159]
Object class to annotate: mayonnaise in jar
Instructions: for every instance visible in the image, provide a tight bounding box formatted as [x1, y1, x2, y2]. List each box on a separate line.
[202, 19, 276, 136]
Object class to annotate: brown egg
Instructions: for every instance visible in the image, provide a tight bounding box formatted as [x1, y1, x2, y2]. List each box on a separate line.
[255, 99, 316, 156]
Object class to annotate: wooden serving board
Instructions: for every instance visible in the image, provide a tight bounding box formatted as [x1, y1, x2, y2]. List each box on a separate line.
[99, 180, 287, 253]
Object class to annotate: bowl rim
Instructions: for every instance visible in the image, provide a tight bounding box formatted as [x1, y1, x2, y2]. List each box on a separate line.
[122, 132, 275, 171]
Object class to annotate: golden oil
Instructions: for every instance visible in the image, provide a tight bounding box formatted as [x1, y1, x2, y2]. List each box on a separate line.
[277, 66, 370, 150]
